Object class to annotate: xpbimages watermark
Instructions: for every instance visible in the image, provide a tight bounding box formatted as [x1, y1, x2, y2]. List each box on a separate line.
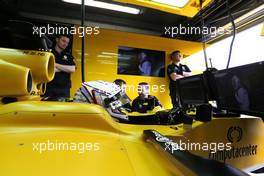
[32, 24, 100, 37]
[124, 84, 166, 93]
[152, 131, 232, 154]
[164, 24, 232, 38]
[164, 140, 232, 154]
[32, 140, 100, 154]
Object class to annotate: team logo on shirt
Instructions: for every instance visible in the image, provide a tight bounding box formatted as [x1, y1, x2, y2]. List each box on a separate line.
[62, 55, 68, 61]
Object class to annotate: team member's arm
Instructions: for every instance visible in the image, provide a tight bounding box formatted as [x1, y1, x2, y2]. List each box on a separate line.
[55, 63, 75, 73]
[154, 96, 162, 107]
[167, 65, 184, 81]
[131, 99, 139, 112]
[152, 96, 164, 112]
[182, 65, 192, 77]
[55, 55, 76, 73]
[170, 72, 184, 81]
[55, 67, 61, 72]
[183, 72, 192, 77]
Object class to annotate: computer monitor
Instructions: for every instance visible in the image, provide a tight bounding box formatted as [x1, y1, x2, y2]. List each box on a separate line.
[212, 61, 264, 118]
[177, 74, 208, 107]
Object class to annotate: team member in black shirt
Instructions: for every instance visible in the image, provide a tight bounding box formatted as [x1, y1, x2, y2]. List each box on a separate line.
[132, 82, 162, 113]
[167, 50, 192, 107]
[44, 35, 76, 99]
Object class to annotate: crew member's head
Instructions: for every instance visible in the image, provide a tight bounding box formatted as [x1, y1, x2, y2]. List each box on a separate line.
[55, 35, 70, 51]
[137, 82, 150, 98]
[114, 79, 127, 93]
[138, 51, 147, 62]
[171, 50, 182, 63]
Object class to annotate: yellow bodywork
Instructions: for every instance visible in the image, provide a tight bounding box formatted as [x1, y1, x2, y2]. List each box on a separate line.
[0, 48, 55, 97]
[0, 59, 32, 96]
[0, 101, 185, 176]
[0, 101, 263, 175]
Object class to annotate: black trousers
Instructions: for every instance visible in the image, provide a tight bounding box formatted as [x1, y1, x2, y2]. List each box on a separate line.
[44, 86, 70, 98]
[169, 89, 180, 108]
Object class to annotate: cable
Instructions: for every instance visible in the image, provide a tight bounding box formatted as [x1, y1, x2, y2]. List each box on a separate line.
[226, 0, 236, 69]
[81, 0, 85, 82]
[200, 0, 209, 70]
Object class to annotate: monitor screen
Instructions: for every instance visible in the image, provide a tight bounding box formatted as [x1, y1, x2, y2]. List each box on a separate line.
[177, 74, 208, 106]
[213, 61, 264, 117]
[117, 46, 165, 77]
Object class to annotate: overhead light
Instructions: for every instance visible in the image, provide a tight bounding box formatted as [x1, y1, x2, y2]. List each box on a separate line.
[151, 0, 190, 8]
[101, 52, 118, 56]
[217, 4, 264, 34]
[62, 0, 140, 14]
[208, 4, 264, 42]
[97, 55, 113, 58]
[261, 24, 264, 36]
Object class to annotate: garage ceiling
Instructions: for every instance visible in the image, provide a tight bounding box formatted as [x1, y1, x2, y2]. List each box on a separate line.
[114, 0, 213, 17]
[0, 0, 264, 42]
